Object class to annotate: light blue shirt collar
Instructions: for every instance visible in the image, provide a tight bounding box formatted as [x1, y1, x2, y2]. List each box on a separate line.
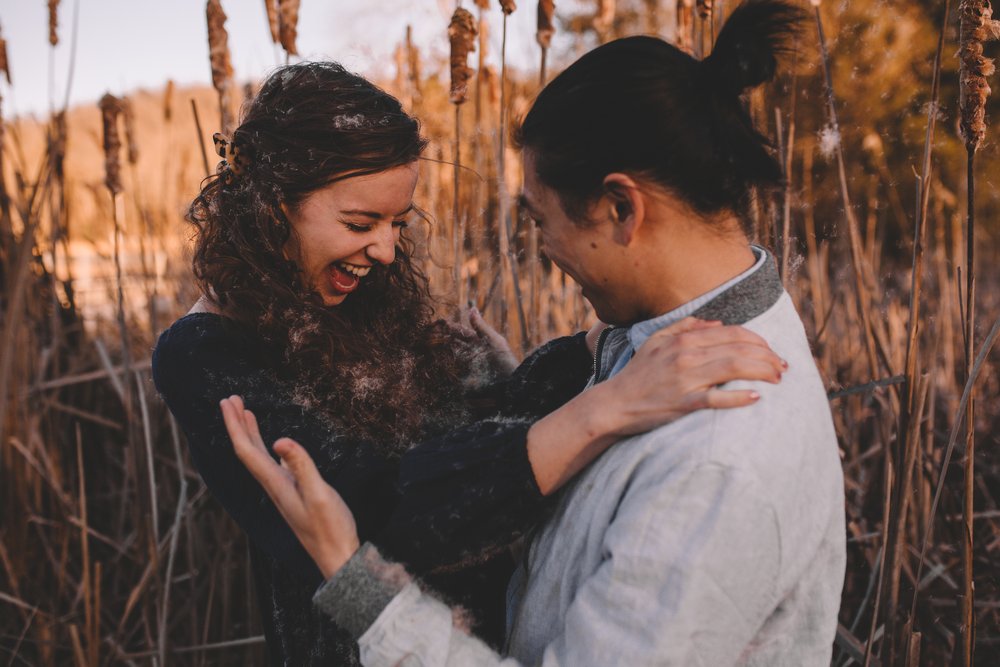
[606, 246, 768, 379]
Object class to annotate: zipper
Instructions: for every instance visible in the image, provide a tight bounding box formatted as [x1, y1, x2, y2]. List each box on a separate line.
[591, 326, 614, 384]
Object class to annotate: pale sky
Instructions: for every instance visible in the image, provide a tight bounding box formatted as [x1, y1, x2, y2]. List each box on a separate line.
[1, 0, 582, 118]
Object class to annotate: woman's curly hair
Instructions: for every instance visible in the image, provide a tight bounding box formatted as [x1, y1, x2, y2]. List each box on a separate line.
[189, 61, 496, 453]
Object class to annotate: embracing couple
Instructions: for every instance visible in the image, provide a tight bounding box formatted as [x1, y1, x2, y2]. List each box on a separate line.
[152, 1, 845, 664]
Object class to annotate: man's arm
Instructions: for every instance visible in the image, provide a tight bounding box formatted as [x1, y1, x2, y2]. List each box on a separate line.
[316, 462, 782, 666]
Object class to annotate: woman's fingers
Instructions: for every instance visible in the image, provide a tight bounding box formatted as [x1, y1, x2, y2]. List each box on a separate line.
[683, 388, 762, 412]
[273, 438, 327, 503]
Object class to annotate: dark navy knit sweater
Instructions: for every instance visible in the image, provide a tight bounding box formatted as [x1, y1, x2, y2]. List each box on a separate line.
[152, 313, 591, 665]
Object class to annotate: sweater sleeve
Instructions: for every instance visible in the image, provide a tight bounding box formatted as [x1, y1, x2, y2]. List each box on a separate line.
[375, 332, 593, 570]
[152, 315, 400, 583]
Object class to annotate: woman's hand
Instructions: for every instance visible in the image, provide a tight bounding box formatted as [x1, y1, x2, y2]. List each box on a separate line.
[527, 317, 786, 494]
[220, 396, 360, 579]
[599, 317, 787, 437]
[459, 305, 518, 374]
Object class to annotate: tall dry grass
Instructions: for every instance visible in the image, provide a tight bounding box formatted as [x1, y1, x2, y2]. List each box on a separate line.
[1, 1, 999, 665]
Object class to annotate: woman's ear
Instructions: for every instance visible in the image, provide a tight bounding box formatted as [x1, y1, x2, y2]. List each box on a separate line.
[602, 173, 644, 246]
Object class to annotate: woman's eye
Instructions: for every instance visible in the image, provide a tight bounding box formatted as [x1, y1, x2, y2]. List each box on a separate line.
[343, 222, 373, 233]
[392, 219, 409, 229]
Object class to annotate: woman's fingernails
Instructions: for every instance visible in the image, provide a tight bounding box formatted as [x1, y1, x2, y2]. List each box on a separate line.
[749, 391, 760, 401]
[780, 359, 789, 370]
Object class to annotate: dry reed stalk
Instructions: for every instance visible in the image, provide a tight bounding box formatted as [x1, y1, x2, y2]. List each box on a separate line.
[163, 79, 174, 122]
[278, 0, 301, 57]
[495, 2, 530, 350]
[956, 3, 999, 662]
[448, 8, 477, 300]
[264, 0, 280, 44]
[536, 0, 555, 85]
[876, 5, 952, 661]
[190, 98, 212, 177]
[812, 5, 881, 381]
[676, 0, 696, 55]
[594, 0, 615, 41]
[48, 0, 60, 46]
[406, 25, 422, 104]
[206, 0, 236, 134]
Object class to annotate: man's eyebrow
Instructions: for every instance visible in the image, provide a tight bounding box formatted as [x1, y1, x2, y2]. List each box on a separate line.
[340, 203, 414, 220]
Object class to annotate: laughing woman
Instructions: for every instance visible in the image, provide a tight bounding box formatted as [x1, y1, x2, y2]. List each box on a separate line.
[152, 61, 787, 665]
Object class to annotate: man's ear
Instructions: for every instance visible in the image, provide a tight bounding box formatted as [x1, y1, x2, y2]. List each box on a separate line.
[602, 173, 644, 246]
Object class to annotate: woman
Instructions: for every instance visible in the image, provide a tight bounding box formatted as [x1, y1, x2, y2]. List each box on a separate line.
[153, 61, 787, 665]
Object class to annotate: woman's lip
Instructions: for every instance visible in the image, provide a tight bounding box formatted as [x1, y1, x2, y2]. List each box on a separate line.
[328, 264, 360, 294]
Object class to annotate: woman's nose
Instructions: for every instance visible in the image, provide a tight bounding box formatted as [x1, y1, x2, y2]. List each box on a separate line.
[366, 225, 397, 265]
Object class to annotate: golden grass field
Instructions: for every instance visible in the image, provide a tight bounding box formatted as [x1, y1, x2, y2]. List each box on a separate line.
[2, 1, 1000, 664]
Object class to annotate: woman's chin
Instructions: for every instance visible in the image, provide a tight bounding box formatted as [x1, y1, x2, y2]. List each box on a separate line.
[321, 292, 349, 307]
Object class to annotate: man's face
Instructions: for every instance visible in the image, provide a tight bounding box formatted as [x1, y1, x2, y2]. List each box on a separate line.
[520, 151, 636, 325]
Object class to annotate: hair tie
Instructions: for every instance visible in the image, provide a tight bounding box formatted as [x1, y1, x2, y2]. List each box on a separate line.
[212, 132, 249, 183]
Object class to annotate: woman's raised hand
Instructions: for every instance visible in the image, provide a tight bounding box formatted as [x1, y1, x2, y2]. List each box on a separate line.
[461, 305, 518, 374]
[220, 396, 360, 579]
[601, 317, 787, 437]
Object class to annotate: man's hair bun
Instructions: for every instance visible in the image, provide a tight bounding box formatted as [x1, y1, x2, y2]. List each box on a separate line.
[700, 0, 807, 97]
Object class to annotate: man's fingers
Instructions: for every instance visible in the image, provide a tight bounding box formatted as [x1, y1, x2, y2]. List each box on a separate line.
[273, 438, 326, 501]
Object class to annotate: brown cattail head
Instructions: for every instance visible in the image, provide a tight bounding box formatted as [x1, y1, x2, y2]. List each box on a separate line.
[48, 111, 68, 180]
[500, 0, 518, 15]
[696, 0, 712, 20]
[594, 0, 615, 38]
[537, 0, 556, 49]
[0, 24, 11, 86]
[448, 8, 478, 105]
[99, 93, 124, 195]
[164, 79, 175, 122]
[122, 98, 140, 165]
[206, 0, 236, 133]
[958, 0, 1000, 153]
[48, 0, 60, 46]
[278, 0, 301, 56]
[475, 0, 491, 9]
[206, 0, 234, 90]
[264, 0, 280, 43]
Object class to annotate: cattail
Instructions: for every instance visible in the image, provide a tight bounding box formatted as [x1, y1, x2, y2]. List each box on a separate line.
[958, 0, 1000, 153]
[696, 0, 712, 20]
[264, 0, 280, 43]
[99, 94, 124, 195]
[499, 0, 517, 15]
[537, 0, 556, 49]
[122, 98, 139, 166]
[475, 0, 490, 8]
[448, 8, 478, 105]
[48, 0, 60, 46]
[163, 79, 175, 122]
[594, 0, 615, 38]
[278, 0, 300, 56]
[0, 24, 11, 85]
[206, 0, 236, 134]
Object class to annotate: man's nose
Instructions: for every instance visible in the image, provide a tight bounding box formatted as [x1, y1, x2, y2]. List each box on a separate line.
[366, 225, 397, 265]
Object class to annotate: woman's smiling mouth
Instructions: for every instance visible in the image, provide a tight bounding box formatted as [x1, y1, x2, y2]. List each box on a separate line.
[328, 261, 370, 293]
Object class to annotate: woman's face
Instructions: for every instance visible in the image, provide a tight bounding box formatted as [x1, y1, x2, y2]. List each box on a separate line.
[284, 162, 419, 306]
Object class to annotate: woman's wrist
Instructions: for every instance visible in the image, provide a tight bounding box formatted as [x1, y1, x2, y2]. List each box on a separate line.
[317, 536, 362, 580]
[526, 384, 624, 495]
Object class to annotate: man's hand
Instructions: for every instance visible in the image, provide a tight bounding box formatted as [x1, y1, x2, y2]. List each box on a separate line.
[220, 396, 360, 579]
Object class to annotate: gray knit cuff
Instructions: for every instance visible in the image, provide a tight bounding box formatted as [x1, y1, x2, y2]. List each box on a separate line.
[312, 543, 412, 640]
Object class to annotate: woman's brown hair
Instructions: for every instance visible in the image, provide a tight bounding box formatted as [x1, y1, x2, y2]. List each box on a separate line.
[189, 61, 495, 452]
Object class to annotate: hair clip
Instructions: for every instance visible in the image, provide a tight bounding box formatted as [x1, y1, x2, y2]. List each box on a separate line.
[212, 132, 249, 183]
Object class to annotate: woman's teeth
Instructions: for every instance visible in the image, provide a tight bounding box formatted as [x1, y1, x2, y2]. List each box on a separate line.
[336, 261, 371, 277]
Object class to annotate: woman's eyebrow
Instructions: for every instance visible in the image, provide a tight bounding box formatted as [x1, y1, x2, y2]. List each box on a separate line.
[340, 203, 414, 219]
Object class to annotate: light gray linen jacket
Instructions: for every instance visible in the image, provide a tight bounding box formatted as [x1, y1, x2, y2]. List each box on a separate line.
[315, 250, 846, 666]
